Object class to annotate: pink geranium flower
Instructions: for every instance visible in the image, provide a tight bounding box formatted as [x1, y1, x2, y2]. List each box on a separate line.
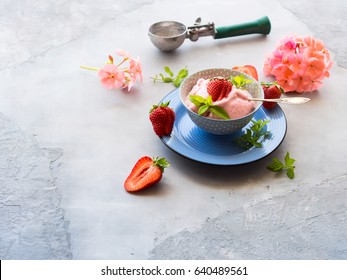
[98, 64, 125, 89]
[81, 49, 143, 92]
[129, 57, 143, 83]
[263, 34, 333, 93]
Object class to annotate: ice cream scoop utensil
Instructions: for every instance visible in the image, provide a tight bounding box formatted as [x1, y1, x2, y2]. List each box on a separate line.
[148, 16, 271, 52]
[248, 97, 310, 104]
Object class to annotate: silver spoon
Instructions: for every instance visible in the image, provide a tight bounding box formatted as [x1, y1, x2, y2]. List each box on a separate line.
[248, 97, 310, 104]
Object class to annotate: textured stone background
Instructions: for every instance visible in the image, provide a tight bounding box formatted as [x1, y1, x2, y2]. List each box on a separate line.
[0, 0, 346, 260]
[0, 113, 71, 259]
[278, 0, 347, 68]
[150, 174, 347, 259]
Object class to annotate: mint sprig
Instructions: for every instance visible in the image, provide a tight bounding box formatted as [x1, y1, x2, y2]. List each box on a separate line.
[234, 119, 271, 149]
[231, 74, 253, 89]
[267, 152, 296, 179]
[152, 66, 188, 87]
[189, 95, 230, 120]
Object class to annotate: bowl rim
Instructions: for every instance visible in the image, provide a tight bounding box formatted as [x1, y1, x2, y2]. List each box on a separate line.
[148, 21, 187, 39]
[179, 68, 264, 122]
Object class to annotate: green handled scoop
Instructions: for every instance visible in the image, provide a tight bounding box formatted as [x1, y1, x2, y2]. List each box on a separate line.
[148, 16, 271, 52]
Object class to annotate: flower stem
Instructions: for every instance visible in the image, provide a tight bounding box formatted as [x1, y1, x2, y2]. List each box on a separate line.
[80, 65, 99, 71]
[116, 58, 128, 68]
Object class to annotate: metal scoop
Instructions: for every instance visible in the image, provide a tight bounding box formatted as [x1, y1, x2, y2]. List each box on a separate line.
[148, 16, 271, 51]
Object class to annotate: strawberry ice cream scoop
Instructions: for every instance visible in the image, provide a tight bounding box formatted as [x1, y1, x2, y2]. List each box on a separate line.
[186, 78, 255, 119]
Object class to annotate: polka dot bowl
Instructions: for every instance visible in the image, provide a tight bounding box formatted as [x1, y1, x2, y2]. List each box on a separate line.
[179, 68, 264, 135]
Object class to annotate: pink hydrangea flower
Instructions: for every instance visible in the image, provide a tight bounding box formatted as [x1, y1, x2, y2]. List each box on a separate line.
[263, 34, 333, 93]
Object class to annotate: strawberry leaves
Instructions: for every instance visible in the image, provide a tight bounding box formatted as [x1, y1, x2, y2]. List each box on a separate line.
[189, 95, 230, 120]
[267, 152, 296, 179]
[152, 157, 170, 172]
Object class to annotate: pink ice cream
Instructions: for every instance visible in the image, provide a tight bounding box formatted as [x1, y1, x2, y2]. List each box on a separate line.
[185, 78, 256, 119]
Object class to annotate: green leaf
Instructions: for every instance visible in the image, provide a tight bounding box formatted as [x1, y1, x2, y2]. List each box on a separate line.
[284, 151, 296, 167]
[173, 77, 183, 88]
[205, 95, 213, 106]
[267, 158, 284, 172]
[152, 66, 188, 87]
[164, 66, 174, 77]
[163, 77, 173, 83]
[189, 95, 205, 107]
[231, 74, 254, 89]
[177, 67, 188, 79]
[198, 105, 209, 115]
[266, 152, 296, 180]
[253, 141, 262, 148]
[286, 166, 295, 179]
[234, 119, 271, 150]
[209, 106, 230, 120]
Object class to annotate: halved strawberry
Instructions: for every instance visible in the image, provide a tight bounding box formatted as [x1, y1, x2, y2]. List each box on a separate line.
[149, 101, 175, 136]
[232, 65, 259, 81]
[261, 82, 284, 109]
[207, 78, 232, 101]
[124, 156, 170, 192]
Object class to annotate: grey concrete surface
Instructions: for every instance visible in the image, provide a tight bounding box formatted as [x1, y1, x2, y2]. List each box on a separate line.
[0, 0, 346, 259]
[0, 113, 71, 259]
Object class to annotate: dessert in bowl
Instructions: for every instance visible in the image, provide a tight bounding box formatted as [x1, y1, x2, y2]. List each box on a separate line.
[179, 68, 264, 135]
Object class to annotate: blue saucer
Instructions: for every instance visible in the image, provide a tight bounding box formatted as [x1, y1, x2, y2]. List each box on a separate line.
[160, 88, 287, 165]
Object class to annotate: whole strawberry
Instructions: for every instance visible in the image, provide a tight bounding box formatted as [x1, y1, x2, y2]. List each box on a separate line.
[149, 101, 175, 136]
[207, 78, 232, 101]
[261, 82, 284, 109]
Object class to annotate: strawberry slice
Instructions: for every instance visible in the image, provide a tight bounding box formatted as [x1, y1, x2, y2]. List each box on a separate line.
[124, 156, 170, 192]
[207, 78, 232, 101]
[232, 65, 259, 81]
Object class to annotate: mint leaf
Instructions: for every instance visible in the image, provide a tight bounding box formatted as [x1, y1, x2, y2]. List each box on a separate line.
[267, 158, 284, 171]
[177, 68, 188, 79]
[286, 167, 295, 179]
[173, 77, 183, 87]
[164, 66, 174, 77]
[189, 95, 205, 107]
[205, 95, 213, 106]
[209, 106, 230, 120]
[198, 104, 210, 115]
[152, 66, 188, 87]
[159, 73, 173, 83]
[188, 95, 230, 119]
[235, 119, 271, 150]
[284, 151, 295, 167]
[231, 74, 254, 89]
[267, 152, 296, 179]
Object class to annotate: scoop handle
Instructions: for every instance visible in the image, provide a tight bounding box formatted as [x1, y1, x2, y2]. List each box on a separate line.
[214, 16, 271, 39]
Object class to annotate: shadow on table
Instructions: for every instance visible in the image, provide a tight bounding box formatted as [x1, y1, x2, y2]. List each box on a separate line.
[163, 144, 287, 191]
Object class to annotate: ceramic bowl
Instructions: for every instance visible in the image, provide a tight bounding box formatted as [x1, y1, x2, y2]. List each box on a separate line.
[179, 68, 264, 135]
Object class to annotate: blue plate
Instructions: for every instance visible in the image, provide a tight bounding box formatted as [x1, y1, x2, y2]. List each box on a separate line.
[160, 88, 287, 165]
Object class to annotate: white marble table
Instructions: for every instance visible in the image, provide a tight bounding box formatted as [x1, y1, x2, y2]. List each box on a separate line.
[1, 0, 346, 259]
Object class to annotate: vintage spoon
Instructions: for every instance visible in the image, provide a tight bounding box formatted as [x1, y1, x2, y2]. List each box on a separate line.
[248, 97, 310, 104]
